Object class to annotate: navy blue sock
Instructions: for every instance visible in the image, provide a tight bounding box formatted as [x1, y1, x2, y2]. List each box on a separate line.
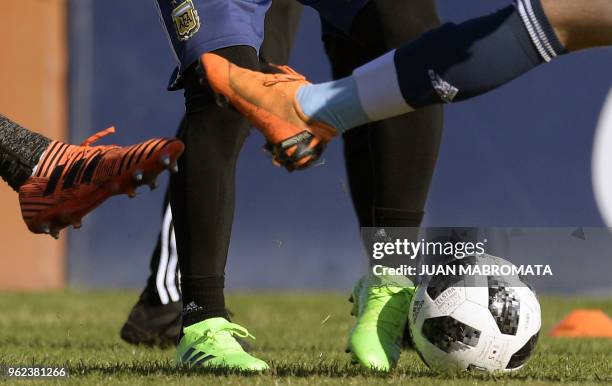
[296, 0, 568, 132]
[392, 0, 567, 108]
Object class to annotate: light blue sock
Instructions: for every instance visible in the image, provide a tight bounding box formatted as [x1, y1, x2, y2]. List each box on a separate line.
[296, 76, 369, 133]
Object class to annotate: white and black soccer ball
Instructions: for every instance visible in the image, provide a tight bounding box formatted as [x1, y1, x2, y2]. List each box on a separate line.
[408, 254, 541, 372]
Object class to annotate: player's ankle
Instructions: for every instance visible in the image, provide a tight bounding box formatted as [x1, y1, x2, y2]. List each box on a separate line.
[0, 115, 51, 191]
[295, 78, 368, 133]
[181, 275, 228, 327]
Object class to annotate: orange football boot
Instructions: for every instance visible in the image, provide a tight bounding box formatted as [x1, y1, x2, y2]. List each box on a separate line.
[18, 127, 184, 238]
[200, 52, 338, 171]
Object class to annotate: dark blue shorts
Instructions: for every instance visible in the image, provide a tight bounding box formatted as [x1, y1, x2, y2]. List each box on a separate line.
[156, 0, 368, 89]
[155, 0, 271, 89]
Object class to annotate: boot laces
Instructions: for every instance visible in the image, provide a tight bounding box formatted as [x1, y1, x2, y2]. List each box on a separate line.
[34, 127, 120, 182]
[65, 126, 118, 166]
[80, 126, 116, 147]
[263, 64, 307, 87]
[360, 286, 410, 330]
[194, 322, 255, 348]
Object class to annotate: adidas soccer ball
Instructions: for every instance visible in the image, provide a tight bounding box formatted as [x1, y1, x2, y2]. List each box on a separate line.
[408, 254, 541, 372]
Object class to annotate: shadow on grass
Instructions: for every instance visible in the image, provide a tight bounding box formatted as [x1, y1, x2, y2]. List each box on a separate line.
[63, 360, 610, 383]
[68, 361, 399, 378]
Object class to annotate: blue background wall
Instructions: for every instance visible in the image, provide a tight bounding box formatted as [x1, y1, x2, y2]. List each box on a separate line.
[67, 0, 612, 292]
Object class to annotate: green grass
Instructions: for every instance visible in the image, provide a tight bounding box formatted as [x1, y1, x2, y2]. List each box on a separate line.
[0, 291, 610, 385]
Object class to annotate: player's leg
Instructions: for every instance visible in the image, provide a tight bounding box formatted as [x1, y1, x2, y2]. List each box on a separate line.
[120, 114, 188, 348]
[299, 0, 611, 129]
[259, 0, 303, 64]
[344, 120, 443, 369]
[541, 0, 612, 51]
[172, 12, 302, 331]
[170, 58, 268, 370]
[201, 0, 611, 171]
[157, 0, 267, 369]
[156, 0, 303, 370]
[121, 0, 305, 350]
[322, 0, 443, 370]
[0, 113, 183, 237]
[121, 194, 182, 348]
[0, 114, 51, 191]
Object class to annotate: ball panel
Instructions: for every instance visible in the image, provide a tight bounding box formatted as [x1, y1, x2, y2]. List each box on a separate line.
[464, 285, 489, 307]
[431, 286, 467, 316]
[425, 256, 479, 301]
[471, 333, 516, 370]
[488, 277, 521, 336]
[506, 332, 540, 369]
[453, 298, 501, 335]
[512, 286, 541, 345]
[421, 315, 481, 354]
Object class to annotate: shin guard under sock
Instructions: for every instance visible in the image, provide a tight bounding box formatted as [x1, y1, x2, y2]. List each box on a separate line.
[352, 0, 567, 119]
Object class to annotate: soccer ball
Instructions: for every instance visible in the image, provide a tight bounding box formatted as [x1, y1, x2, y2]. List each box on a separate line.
[408, 254, 541, 372]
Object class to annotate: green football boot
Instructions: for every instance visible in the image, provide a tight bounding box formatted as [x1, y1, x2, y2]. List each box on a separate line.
[175, 317, 269, 372]
[347, 272, 415, 371]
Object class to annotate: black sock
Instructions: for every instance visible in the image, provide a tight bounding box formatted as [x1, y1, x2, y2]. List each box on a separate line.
[0, 114, 51, 191]
[170, 44, 257, 329]
[364, 210, 425, 284]
[181, 276, 228, 326]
